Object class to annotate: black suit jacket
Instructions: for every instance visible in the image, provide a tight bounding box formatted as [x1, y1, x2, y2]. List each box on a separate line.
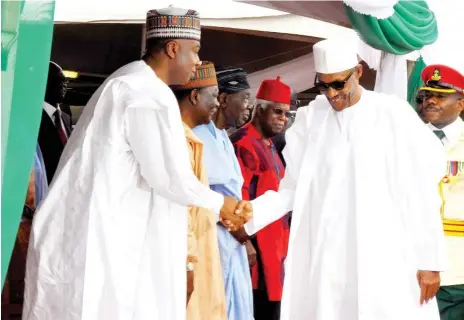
[38, 108, 72, 184]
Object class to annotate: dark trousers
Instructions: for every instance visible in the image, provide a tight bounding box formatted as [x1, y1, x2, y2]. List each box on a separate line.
[437, 284, 464, 320]
[253, 289, 281, 320]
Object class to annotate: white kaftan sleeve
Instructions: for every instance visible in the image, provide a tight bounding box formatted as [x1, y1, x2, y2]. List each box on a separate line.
[125, 101, 224, 214]
[393, 98, 448, 272]
[409, 134, 447, 271]
[245, 106, 310, 235]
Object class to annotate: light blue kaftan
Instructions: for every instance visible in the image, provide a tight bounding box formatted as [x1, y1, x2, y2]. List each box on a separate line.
[193, 122, 254, 320]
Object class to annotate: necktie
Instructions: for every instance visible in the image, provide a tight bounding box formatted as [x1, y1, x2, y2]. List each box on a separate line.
[53, 109, 68, 145]
[433, 130, 446, 143]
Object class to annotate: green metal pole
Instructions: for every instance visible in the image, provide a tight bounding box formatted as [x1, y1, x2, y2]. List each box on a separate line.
[1, 0, 55, 287]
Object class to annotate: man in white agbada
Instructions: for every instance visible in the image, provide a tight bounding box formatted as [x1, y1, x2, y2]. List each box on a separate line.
[240, 39, 448, 320]
[22, 7, 250, 320]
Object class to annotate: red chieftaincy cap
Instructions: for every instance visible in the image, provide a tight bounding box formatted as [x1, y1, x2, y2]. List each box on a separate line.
[255, 76, 291, 104]
[420, 64, 464, 95]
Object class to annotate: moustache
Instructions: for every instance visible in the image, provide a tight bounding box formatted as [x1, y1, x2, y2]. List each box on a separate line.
[328, 94, 346, 102]
[422, 104, 440, 112]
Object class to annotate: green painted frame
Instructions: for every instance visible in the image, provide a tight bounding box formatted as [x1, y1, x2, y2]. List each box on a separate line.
[1, 0, 55, 287]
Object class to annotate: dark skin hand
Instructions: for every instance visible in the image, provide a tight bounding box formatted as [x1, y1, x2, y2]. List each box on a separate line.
[245, 241, 257, 268]
[229, 227, 250, 244]
[228, 228, 256, 267]
[417, 270, 440, 305]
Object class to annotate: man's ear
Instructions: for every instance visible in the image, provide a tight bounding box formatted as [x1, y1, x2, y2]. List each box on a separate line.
[165, 40, 179, 59]
[255, 104, 263, 117]
[189, 89, 199, 105]
[218, 92, 227, 108]
[354, 63, 363, 81]
[457, 95, 464, 113]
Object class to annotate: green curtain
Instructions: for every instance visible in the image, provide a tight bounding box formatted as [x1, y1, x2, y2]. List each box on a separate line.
[344, 1, 438, 55]
[407, 56, 426, 109]
[1, 0, 55, 287]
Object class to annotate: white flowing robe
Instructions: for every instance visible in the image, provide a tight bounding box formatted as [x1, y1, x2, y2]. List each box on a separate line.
[23, 61, 224, 320]
[245, 89, 448, 320]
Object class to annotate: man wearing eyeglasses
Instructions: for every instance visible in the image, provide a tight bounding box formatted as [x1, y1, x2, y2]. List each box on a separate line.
[235, 39, 447, 320]
[417, 64, 464, 320]
[230, 76, 292, 320]
[271, 88, 300, 167]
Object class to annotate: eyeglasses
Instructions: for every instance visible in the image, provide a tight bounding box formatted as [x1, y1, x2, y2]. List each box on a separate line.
[314, 69, 355, 91]
[271, 107, 292, 118]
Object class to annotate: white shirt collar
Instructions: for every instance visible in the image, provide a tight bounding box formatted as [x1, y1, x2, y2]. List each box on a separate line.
[43, 101, 60, 118]
[428, 117, 464, 148]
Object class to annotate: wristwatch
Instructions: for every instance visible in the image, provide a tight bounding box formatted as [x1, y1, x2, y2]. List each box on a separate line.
[22, 204, 35, 220]
[187, 262, 194, 272]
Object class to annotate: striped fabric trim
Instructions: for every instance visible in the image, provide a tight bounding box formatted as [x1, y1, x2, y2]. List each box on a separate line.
[171, 62, 217, 90]
[146, 12, 201, 41]
[444, 220, 464, 237]
[448, 161, 464, 176]
[440, 159, 464, 237]
[146, 28, 201, 41]
[147, 15, 200, 29]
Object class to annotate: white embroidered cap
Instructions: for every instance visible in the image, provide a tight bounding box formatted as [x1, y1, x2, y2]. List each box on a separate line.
[146, 6, 201, 41]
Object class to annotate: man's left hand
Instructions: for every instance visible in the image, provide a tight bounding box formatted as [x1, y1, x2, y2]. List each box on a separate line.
[417, 270, 440, 305]
[245, 241, 257, 268]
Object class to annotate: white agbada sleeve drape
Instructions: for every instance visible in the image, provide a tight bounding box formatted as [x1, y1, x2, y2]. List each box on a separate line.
[125, 106, 224, 214]
[239, 89, 446, 320]
[390, 97, 448, 272]
[245, 106, 310, 235]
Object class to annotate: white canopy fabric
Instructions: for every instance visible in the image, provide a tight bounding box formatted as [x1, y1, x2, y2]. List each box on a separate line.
[51, 0, 357, 99]
[54, 0, 285, 21]
[247, 53, 315, 97]
[244, 0, 464, 100]
[240, 1, 350, 26]
[201, 15, 354, 41]
[343, 0, 398, 19]
[53, 0, 354, 41]
[420, 0, 464, 74]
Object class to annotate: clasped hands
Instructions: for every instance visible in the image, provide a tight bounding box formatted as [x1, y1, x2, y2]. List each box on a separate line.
[219, 196, 253, 231]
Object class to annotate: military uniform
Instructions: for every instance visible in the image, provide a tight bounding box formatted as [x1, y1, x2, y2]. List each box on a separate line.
[420, 65, 464, 320]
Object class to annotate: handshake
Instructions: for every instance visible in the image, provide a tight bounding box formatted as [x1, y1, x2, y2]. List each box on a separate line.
[219, 196, 253, 231]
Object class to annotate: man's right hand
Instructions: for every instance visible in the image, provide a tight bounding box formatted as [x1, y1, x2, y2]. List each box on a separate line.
[417, 270, 440, 305]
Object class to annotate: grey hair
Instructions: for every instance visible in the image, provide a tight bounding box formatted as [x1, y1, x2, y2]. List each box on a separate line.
[252, 98, 273, 117]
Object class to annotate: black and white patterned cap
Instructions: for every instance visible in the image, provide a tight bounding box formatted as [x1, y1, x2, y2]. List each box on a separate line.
[216, 66, 250, 94]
